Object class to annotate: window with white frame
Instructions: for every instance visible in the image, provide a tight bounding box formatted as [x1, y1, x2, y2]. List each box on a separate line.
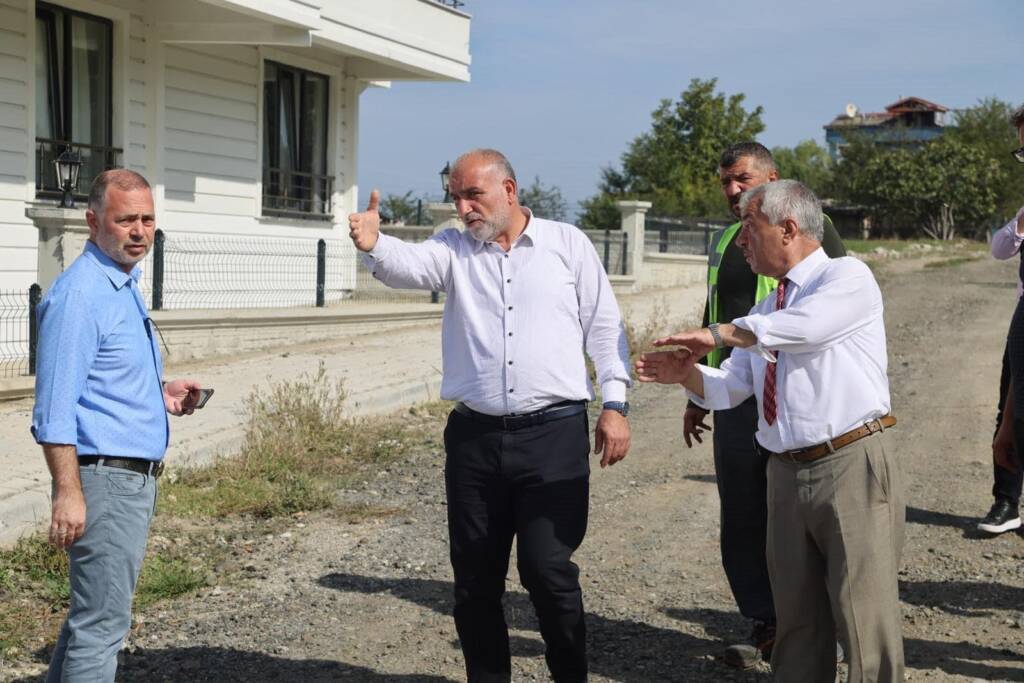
[35, 2, 120, 199]
[262, 60, 331, 220]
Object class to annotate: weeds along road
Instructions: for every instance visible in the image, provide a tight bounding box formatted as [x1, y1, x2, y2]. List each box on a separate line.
[9, 251, 1024, 682]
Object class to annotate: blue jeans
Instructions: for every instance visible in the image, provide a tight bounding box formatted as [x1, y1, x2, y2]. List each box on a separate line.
[47, 461, 157, 683]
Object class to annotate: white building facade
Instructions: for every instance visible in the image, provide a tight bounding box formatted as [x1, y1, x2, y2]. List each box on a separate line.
[0, 0, 471, 296]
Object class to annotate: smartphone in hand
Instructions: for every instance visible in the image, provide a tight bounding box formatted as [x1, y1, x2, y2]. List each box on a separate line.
[193, 388, 214, 409]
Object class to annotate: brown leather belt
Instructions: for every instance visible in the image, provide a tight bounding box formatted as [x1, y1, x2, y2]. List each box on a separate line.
[763, 415, 897, 464]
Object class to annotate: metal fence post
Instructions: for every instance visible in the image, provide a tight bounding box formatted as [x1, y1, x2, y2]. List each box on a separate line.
[316, 238, 326, 307]
[659, 223, 668, 253]
[704, 225, 712, 255]
[621, 231, 629, 276]
[152, 229, 164, 311]
[28, 283, 41, 375]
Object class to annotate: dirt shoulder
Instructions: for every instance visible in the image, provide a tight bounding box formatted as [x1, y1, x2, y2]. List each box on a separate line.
[6, 254, 1024, 682]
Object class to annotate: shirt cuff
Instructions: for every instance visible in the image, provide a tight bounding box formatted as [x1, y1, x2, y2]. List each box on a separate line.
[600, 379, 627, 403]
[32, 421, 78, 446]
[731, 315, 778, 362]
[366, 233, 395, 260]
[686, 366, 725, 410]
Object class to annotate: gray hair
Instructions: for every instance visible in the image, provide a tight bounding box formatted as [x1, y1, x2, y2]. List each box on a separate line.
[737, 179, 823, 242]
[453, 148, 517, 184]
[88, 168, 152, 214]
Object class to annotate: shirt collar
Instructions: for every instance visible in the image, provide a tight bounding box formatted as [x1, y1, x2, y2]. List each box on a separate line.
[782, 247, 828, 289]
[472, 207, 539, 252]
[83, 240, 141, 290]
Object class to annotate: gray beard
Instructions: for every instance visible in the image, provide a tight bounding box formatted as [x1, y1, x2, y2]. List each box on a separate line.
[467, 220, 501, 243]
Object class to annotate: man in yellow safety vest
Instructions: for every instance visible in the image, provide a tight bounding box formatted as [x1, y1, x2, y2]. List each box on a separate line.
[685, 142, 846, 670]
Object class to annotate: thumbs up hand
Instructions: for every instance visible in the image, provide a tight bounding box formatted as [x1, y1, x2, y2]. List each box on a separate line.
[348, 189, 381, 252]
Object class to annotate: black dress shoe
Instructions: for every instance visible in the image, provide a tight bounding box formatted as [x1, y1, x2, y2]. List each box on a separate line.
[978, 499, 1022, 534]
[723, 620, 775, 670]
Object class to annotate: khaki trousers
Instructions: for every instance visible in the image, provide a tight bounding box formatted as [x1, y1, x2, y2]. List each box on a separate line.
[766, 430, 905, 683]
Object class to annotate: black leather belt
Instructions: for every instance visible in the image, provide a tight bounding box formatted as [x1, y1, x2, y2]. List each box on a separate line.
[79, 455, 165, 478]
[454, 400, 587, 430]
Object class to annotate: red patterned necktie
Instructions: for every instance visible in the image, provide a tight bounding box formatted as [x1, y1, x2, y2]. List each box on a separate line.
[762, 278, 788, 426]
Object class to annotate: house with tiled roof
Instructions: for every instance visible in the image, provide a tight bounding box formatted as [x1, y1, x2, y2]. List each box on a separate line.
[824, 97, 949, 160]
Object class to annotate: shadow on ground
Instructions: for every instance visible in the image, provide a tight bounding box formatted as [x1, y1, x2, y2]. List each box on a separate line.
[906, 505, 995, 538]
[319, 572, 743, 681]
[681, 474, 717, 485]
[9, 646, 457, 683]
[900, 578, 1024, 617]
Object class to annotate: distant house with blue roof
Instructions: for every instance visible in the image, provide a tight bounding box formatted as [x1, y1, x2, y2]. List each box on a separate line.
[823, 97, 950, 160]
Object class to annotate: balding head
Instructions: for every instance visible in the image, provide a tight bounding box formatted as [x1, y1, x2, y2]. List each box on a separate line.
[448, 149, 524, 244]
[88, 169, 152, 217]
[452, 149, 518, 185]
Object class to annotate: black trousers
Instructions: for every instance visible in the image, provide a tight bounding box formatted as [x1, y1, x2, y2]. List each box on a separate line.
[443, 408, 590, 683]
[712, 396, 775, 624]
[994, 341, 1023, 504]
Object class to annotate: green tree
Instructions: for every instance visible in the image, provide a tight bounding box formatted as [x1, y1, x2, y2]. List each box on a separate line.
[380, 191, 424, 225]
[947, 97, 1022, 224]
[838, 136, 1001, 239]
[771, 140, 833, 196]
[579, 78, 765, 230]
[518, 176, 569, 222]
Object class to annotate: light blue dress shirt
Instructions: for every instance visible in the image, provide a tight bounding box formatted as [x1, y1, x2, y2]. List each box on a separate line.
[32, 241, 168, 461]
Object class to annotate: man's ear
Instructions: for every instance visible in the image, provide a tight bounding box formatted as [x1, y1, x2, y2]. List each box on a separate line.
[85, 209, 99, 241]
[781, 217, 800, 243]
[504, 178, 518, 204]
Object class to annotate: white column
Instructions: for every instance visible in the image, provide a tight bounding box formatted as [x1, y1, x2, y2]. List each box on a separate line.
[428, 202, 460, 234]
[26, 208, 90, 292]
[616, 200, 652, 277]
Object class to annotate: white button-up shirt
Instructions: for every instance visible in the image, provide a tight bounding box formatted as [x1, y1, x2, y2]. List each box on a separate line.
[689, 248, 890, 452]
[991, 206, 1024, 299]
[364, 210, 631, 416]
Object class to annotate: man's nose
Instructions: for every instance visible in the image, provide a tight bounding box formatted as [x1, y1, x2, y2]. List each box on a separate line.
[455, 198, 472, 217]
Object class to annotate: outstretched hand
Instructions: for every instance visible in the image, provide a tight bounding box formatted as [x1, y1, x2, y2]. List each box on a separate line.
[348, 189, 381, 252]
[653, 328, 716, 361]
[635, 349, 699, 385]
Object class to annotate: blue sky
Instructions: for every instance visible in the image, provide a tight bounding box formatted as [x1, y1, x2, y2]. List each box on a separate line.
[357, 1, 1020, 218]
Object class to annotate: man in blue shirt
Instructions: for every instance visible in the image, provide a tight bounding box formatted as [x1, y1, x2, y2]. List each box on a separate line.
[32, 169, 203, 682]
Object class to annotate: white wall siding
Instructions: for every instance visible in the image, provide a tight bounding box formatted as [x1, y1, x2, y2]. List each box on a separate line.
[162, 44, 259, 222]
[126, 12, 147, 172]
[0, 0, 37, 290]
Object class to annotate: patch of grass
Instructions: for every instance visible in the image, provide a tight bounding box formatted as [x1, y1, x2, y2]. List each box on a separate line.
[0, 536, 69, 660]
[135, 555, 207, 608]
[161, 363, 443, 519]
[923, 256, 976, 269]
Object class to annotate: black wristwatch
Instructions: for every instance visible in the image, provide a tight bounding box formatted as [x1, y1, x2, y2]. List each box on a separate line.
[602, 401, 630, 417]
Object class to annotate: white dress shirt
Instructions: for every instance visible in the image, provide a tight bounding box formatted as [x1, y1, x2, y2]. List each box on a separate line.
[363, 210, 631, 416]
[689, 248, 890, 452]
[990, 206, 1024, 299]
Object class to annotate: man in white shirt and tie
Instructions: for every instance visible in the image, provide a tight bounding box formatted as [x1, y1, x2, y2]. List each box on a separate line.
[636, 179, 905, 682]
[348, 148, 632, 682]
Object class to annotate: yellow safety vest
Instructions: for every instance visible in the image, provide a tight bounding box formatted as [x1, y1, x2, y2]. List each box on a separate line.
[705, 222, 777, 368]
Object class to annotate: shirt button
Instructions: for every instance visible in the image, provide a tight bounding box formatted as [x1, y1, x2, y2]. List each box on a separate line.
[506, 278, 511, 283]
[508, 332, 513, 337]
[504, 254, 509, 258]
[508, 306, 513, 311]
[508, 360, 513, 365]
[509, 388, 514, 393]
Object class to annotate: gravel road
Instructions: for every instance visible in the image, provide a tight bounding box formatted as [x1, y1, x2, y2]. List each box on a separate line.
[10, 253, 1024, 683]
